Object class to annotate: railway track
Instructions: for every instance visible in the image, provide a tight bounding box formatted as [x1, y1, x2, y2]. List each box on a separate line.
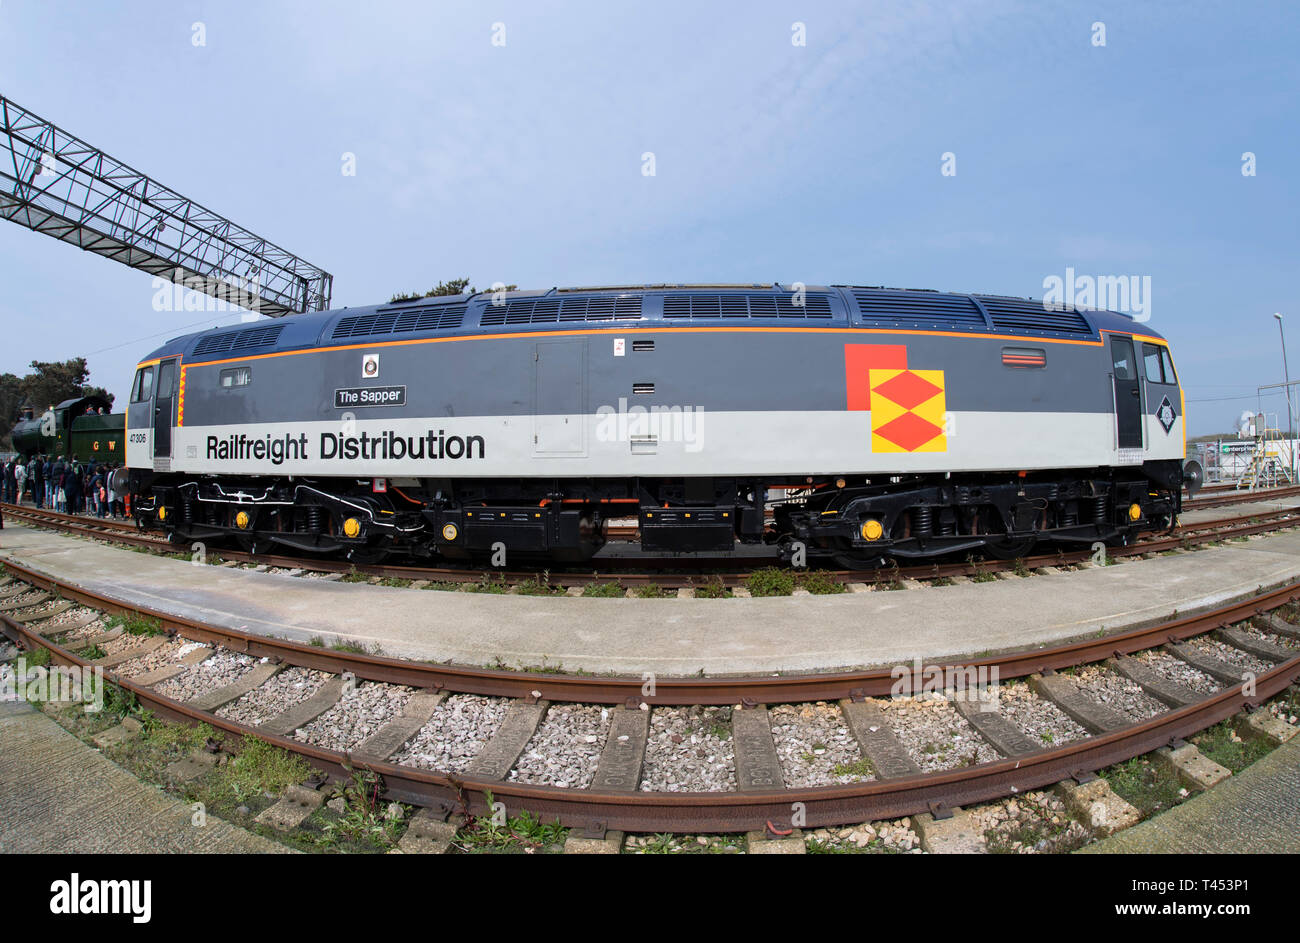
[1184, 483, 1300, 510]
[5, 500, 1300, 591]
[2, 560, 1298, 839]
[1193, 481, 1293, 496]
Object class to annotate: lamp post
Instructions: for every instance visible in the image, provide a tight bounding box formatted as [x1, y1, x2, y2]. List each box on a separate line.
[1275, 313, 1296, 483]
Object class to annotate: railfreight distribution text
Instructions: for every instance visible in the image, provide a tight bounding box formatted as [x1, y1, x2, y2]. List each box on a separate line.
[205, 430, 486, 465]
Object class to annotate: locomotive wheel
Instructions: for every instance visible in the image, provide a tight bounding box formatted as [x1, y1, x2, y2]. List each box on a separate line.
[982, 535, 1037, 560]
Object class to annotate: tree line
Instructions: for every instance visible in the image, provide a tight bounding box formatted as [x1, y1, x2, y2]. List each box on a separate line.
[390, 277, 517, 304]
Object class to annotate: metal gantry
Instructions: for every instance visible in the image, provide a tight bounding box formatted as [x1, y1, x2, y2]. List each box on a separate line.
[0, 94, 332, 317]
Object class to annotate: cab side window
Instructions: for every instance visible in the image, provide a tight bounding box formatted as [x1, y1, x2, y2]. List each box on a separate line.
[1142, 344, 1165, 383]
[131, 367, 155, 402]
[1160, 348, 1177, 384]
[157, 362, 175, 397]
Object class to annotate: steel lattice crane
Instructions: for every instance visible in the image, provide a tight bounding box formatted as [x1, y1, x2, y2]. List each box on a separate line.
[0, 94, 332, 318]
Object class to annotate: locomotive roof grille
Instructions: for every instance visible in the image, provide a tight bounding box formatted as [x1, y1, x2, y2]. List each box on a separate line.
[191, 324, 285, 357]
[478, 295, 642, 326]
[662, 293, 835, 319]
[851, 289, 988, 329]
[977, 296, 1094, 336]
[332, 304, 468, 339]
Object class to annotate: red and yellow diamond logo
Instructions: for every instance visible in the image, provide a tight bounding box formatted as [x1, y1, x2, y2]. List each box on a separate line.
[868, 368, 946, 452]
[845, 345, 947, 453]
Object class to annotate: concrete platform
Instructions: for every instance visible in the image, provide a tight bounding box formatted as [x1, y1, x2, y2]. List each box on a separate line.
[1079, 734, 1300, 853]
[0, 700, 287, 853]
[4, 522, 1300, 675]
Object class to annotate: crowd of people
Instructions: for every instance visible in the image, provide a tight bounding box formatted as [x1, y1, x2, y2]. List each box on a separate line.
[1, 455, 127, 519]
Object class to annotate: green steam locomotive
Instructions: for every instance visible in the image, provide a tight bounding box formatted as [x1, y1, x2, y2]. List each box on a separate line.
[10, 395, 125, 461]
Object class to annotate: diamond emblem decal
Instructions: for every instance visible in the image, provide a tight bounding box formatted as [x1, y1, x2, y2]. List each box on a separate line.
[872, 370, 943, 411]
[1157, 396, 1176, 434]
[873, 411, 945, 452]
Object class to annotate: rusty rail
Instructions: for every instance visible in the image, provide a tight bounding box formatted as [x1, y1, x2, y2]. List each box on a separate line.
[2, 556, 1298, 702]
[3, 577, 1297, 832]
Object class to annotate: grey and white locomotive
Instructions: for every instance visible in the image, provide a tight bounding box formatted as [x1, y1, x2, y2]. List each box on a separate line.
[125, 285, 1186, 565]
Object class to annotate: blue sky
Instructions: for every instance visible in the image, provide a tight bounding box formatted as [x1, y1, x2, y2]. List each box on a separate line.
[1, 0, 1296, 435]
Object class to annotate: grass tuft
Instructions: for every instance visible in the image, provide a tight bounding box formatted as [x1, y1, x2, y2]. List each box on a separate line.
[799, 570, 845, 595]
[104, 612, 165, 636]
[581, 581, 624, 598]
[746, 567, 795, 597]
[692, 577, 731, 599]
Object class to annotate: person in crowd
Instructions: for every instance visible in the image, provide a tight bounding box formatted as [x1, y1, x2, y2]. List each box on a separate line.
[78, 460, 90, 514]
[66, 456, 82, 515]
[51, 455, 65, 512]
[3, 458, 14, 504]
[15, 459, 26, 505]
[33, 454, 45, 508]
[105, 460, 118, 517]
[73, 465, 82, 514]
[91, 465, 105, 517]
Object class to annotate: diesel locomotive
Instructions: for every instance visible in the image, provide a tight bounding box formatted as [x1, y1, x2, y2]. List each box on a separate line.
[123, 285, 1187, 566]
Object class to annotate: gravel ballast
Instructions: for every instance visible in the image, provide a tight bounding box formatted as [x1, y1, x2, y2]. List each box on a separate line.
[154, 651, 257, 701]
[995, 681, 1090, 746]
[294, 681, 415, 752]
[510, 703, 611, 788]
[874, 695, 1000, 772]
[392, 694, 510, 774]
[1187, 636, 1269, 675]
[215, 665, 330, 726]
[1131, 649, 1219, 695]
[113, 638, 192, 678]
[769, 702, 871, 786]
[1069, 665, 1167, 722]
[641, 706, 736, 792]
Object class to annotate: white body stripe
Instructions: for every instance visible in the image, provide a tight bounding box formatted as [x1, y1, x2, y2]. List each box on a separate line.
[156, 410, 1184, 478]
